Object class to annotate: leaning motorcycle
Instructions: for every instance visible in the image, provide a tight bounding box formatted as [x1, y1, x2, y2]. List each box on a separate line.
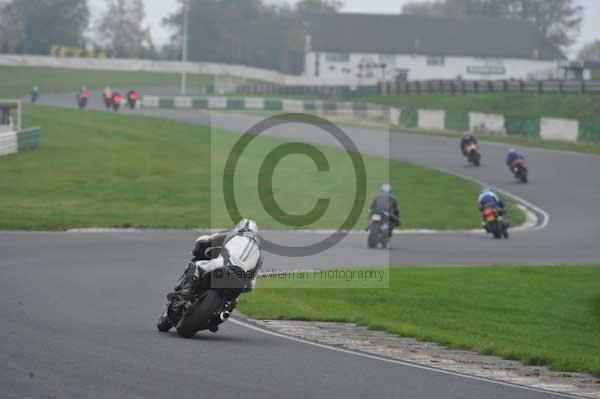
[368, 211, 391, 249]
[511, 159, 528, 183]
[482, 207, 509, 239]
[465, 143, 481, 167]
[157, 249, 255, 338]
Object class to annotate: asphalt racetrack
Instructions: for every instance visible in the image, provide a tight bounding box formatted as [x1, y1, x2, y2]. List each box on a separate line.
[1, 91, 598, 398]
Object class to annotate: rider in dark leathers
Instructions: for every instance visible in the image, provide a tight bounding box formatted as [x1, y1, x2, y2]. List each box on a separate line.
[460, 132, 478, 157]
[370, 184, 400, 236]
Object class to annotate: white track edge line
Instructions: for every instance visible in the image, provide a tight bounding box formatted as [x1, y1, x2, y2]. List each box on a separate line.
[230, 318, 582, 399]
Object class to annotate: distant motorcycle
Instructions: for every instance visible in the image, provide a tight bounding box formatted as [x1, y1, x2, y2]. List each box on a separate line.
[112, 93, 122, 112]
[127, 91, 138, 109]
[482, 206, 509, 239]
[465, 143, 481, 167]
[157, 235, 260, 338]
[367, 211, 392, 249]
[511, 159, 528, 183]
[77, 91, 90, 109]
[103, 92, 113, 109]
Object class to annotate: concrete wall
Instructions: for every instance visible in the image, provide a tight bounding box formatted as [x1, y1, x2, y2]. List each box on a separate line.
[0, 131, 17, 157]
[0, 54, 290, 84]
[540, 118, 579, 142]
[0, 128, 40, 158]
[469, 112, 506, 135]
[418, 110, 445, 131]
[305, 52, 560, 85]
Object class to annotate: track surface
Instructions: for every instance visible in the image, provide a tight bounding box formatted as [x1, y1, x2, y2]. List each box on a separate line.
[1, 92, 598, 398]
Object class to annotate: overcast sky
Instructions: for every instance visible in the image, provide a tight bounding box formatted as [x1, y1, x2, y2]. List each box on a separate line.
[90, 0, 600, 56]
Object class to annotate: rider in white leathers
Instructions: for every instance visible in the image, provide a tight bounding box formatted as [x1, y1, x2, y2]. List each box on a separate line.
[172, 219, 263, 297]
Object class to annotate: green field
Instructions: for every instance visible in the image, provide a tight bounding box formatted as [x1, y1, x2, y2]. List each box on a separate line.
[0, 66, 213, 99]
[360, 93, 600, 122]
[0, 106, 523, 230]
[240, 265, 600, 377]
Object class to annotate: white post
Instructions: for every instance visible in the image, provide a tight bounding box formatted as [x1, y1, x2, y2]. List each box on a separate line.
[181, 0, 190, 96]
[17, 100, 22, 131]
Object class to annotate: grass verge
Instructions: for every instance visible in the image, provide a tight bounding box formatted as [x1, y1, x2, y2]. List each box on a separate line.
[239, 265, 600, 377]
[0, 106, 522, 230]
[0, 65, 213, 98]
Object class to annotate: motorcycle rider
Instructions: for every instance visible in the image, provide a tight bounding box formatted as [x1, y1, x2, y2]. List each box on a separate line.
[460, 131, 478, 157]
[369, 184, 400, 236]
[168, 219, 263, 331]
[127, 88, 138, 105]
[506, 148, 525, 170]
[31, 86, 40, 104]
[77, 86, 90, 101]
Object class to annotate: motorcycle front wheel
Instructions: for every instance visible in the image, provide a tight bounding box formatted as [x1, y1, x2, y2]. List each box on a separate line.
[157, 311, 173, 332]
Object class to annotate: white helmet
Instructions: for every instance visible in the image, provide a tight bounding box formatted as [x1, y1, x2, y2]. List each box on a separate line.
[380, 184, 392, 194]
[508, 148, 517, 154]
[235, 218, 259, 235]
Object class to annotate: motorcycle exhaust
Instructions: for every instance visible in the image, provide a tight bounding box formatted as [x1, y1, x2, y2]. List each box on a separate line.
[219, 311, 230, 321]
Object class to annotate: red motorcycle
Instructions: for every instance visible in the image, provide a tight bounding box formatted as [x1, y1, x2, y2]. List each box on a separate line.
[482, 207, 509, 240]
[112, 93, 122, 112]
[127, 90, 138, 109]
[511, 159, 528, 183]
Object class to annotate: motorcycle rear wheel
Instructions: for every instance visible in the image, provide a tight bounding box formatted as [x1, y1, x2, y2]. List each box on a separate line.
[177, 290, 223, 338]
[368, 227, 379, 249]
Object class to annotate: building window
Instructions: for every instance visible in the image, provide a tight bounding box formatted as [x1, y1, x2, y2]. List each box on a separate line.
[427, 56, 445, 66]
[379, 54, 396, 66]
[325, 52, 350, 63]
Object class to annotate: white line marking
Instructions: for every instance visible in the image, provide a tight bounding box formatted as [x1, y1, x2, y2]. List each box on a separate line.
[230, 318, 581, 399]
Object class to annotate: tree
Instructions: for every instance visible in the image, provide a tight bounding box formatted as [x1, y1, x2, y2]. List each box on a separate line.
[0, 0, 90, 54]
[402, 1, 446, 17]
[578, 40, 600, 62]
[0, 1, 24, 53]
[296, 0, 344, 16]
[402, 0, 582, 49]
[96, 0, 154, 58]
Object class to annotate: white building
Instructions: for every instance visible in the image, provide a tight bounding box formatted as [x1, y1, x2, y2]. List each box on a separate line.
[302, 13, 566, 85]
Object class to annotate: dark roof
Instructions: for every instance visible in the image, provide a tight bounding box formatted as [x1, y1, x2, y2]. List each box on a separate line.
[307, 13, 565, 60]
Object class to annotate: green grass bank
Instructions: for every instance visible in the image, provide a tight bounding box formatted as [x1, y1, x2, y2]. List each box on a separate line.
[0, 106, 523, 230]
[240, 265, 600, 377]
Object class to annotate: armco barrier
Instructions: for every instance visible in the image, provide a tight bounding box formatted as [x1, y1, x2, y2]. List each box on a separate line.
[444, 111, 469, 132]
[0, 127, 40, 158]
[142, 96, 600, 143]
[579, 120, 600, 142]
[504, 116, 540, 138]
[17, 128, 41, 151]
